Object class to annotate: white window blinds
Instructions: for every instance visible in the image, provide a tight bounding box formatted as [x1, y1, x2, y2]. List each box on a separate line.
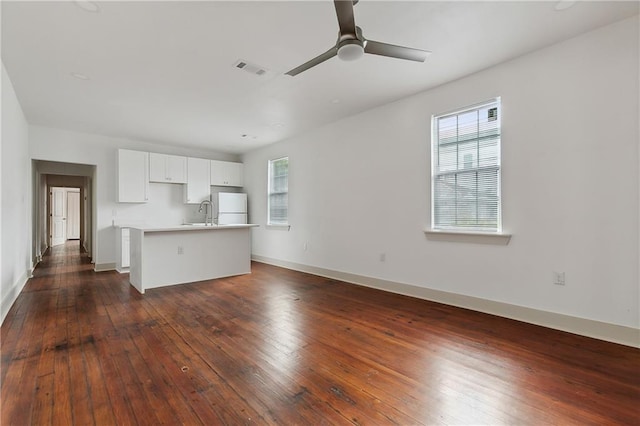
[268, 157, 289, 225]
[432, 99, 501, 232]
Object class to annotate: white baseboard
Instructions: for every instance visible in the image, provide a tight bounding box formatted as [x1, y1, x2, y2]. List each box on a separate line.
[115, 266, 130, 274]
[94, 262, 116, 272]
[1, 268, 31, 325]
[252, 255, 640, 348]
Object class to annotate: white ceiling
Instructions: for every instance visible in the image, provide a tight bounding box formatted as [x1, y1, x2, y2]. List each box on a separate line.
[2, 1, 638, 154]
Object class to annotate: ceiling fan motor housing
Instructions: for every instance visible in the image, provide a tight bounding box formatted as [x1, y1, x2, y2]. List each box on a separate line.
[337, 39, 364, 61]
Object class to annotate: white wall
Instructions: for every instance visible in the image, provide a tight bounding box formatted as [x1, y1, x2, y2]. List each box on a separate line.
[243, 16, 639, 330]
[1, 63, 31, 323]
[29, 125, 239, 268]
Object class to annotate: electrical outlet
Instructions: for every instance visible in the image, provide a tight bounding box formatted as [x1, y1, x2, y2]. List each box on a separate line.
[553, 271, 565, 286]
[177, 246, 184, 255]
[303, 242, 308, 251]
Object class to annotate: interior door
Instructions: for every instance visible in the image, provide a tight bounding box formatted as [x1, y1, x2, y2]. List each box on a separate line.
[66, 190, 80, 240]
[51, 187, 66, 246]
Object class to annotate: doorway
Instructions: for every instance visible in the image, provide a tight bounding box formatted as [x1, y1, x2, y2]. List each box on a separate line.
[50, 187, 81, 247]
[33, 160, 96, 265]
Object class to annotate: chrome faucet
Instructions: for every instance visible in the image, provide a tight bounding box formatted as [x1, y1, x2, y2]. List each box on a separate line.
[198, 200, 214, 226]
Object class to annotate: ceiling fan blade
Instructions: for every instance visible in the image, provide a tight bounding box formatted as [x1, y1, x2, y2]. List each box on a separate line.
[364, 40, 430, 62]
[334, 0, 357, 37]
[286, 47, 338, 76]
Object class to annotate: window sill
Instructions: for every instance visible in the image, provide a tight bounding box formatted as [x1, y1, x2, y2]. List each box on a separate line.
[267, 224, 291, 231]
[424, 228, 511, 245]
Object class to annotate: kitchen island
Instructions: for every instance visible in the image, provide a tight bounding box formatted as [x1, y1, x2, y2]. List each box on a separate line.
[128, 224, 258, 293]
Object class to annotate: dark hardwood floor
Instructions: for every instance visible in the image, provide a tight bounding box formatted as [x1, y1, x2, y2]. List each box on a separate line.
[1, 241, 639, 425]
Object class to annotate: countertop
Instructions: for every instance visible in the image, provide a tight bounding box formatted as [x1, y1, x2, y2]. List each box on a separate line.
[128, 224, 259, 233]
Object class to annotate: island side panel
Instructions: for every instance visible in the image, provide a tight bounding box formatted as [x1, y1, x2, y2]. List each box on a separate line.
[115, 226, 123, 272]
[129, 228, 145, 293]
[142, 227, 251, 290]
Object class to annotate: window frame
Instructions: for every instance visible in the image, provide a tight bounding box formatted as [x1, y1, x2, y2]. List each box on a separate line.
[430, 98, 503, 234]
[267, 156, 289, 226]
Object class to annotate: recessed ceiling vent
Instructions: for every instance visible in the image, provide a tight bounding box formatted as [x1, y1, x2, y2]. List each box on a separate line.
[233, 59, 268, 77]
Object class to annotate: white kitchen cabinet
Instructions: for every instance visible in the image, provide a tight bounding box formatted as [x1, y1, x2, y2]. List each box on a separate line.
[149, 153, 187, 184]
[167, 155, 188, 183]
[115, 226, 130, 273]
[184, 157, 211, 204]
[122, 228, 130, 268]
[117, 149, 149, 203]
[210, 160, 243, 187]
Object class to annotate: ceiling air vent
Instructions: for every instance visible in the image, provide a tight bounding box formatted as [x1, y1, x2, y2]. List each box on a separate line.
[233, 59, 268, 77]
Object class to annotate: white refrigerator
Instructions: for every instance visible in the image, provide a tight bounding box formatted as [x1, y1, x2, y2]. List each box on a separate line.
[217, 192, 247, 225]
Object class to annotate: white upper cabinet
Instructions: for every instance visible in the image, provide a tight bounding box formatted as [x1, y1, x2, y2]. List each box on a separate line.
[167, 155, 188, 183]
[210, 160, 243, 187]
[149, 153, 187, 183]
[184, 157, 211, 204]
[149, 153, 165, 182]
[117, 149, 149, 203]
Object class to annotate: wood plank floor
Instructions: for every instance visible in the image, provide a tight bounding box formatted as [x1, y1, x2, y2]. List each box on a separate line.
[1, 241, 639, 425]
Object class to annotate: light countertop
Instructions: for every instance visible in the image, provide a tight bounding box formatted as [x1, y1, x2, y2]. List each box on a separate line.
[128, 224, 259, 233]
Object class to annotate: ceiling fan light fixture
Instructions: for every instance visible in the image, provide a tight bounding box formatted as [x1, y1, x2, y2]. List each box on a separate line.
[285, 0, 429, 76]
[337, 40, 364, 61]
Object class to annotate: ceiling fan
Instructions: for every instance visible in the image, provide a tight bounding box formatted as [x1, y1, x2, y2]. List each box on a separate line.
[286, 0, 430, 77]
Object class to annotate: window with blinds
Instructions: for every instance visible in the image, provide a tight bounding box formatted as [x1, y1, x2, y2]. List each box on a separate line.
[431, 99, 501, 232]
[268, 157, 289, 225]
